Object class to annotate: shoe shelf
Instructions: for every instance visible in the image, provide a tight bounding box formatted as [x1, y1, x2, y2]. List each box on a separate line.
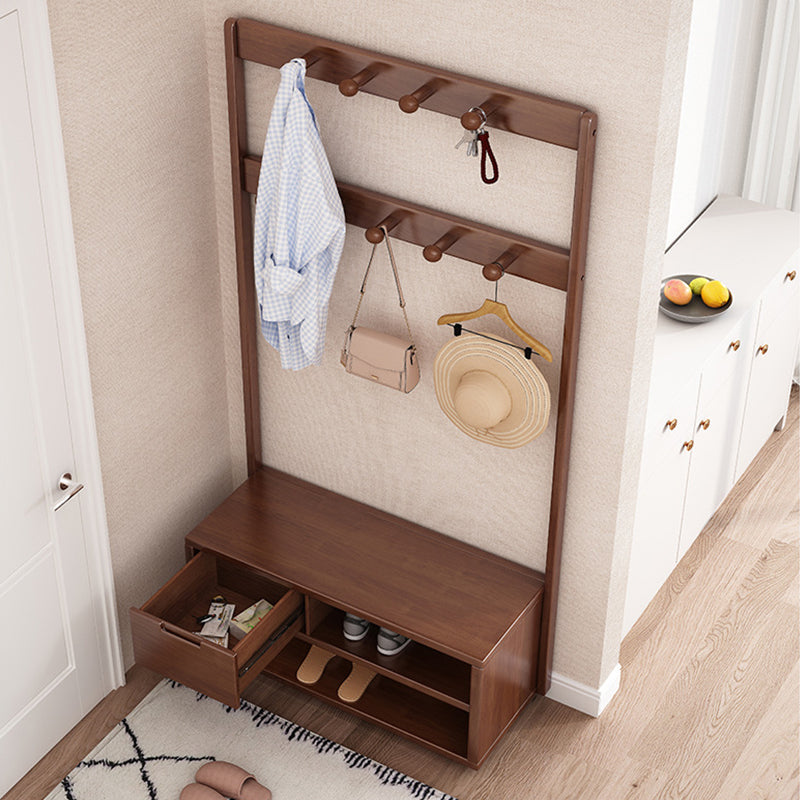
[299, 601, 472, 711]
[264, 637, 470, 761]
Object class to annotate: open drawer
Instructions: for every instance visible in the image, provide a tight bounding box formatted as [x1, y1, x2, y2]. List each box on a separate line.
[130, 551, 303, 707]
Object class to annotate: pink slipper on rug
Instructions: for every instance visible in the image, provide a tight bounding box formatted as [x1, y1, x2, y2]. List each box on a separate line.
[196, 760, 272, 800]
[179, 784, 226, 800]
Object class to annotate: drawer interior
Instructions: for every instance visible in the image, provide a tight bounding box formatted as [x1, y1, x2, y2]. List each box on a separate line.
[142, 551, 294, 654]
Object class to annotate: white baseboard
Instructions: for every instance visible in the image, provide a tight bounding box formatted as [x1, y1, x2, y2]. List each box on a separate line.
[545, 663, 621, 717]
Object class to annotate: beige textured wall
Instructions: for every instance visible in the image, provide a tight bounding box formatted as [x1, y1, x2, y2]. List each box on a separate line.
[206, 0, 692, 688]
[47, 2, 236, 667]
[45, 0, 692, 689]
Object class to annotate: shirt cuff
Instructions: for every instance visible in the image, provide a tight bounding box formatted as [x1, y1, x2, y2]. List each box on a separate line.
[270, 261, 306, 295]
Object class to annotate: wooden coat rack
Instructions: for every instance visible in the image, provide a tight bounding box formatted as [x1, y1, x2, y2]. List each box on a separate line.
[225, 15, 596, 724]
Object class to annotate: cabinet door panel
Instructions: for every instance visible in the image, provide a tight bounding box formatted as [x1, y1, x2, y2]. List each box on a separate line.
[641, 374, 700, 469]
[736, 303, 799, 479]
[623, 447, 692, 635]
[679, 367, 745, 558]
[701, 313, 755, 393]
[623, 380, 697, 636]
[759, 261, 799, 328]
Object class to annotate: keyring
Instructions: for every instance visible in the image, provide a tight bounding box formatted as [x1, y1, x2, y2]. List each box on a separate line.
[467, 106, 488, 126]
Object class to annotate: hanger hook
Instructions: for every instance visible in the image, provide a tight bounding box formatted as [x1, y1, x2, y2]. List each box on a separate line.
[493, 269, 507, 303]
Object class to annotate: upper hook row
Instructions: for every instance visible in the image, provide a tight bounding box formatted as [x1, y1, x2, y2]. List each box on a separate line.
[304, 51, 499, 130]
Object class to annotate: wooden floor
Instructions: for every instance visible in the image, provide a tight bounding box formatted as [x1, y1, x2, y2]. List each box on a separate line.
[6, 389, 798, 800]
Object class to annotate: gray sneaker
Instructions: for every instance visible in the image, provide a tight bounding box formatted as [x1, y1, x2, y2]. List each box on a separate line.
[343, 613, 370, 641]
[377, 627, 411, 656]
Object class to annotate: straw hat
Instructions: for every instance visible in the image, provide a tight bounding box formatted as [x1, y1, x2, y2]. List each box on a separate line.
[433, 333, 551, 448]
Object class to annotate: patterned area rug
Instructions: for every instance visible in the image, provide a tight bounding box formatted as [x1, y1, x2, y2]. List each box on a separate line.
[46, 680, 457, 800]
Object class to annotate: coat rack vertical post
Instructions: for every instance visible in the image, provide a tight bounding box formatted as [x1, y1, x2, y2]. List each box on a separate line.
[225, 20, 262, 476]
[538, 112, 596, 695]
[224, 17, 596, 706]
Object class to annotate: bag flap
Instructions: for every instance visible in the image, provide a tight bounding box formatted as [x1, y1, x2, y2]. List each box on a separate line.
[347, 327, 414, 367]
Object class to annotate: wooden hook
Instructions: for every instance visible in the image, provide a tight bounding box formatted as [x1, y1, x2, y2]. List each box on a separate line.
[482, 247, 523, 281]
[422, 229, 463, 262]
[301, 49, 324, 69]
[339, 66, 378, 96]
[460, 98, 504, 130]
[398, 78, 447, 113]
[365, 215, 402, 243]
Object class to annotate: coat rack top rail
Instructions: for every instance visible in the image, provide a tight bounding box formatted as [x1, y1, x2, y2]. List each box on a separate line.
[241, 156, 569, 291]
[230, 17, 588, 150]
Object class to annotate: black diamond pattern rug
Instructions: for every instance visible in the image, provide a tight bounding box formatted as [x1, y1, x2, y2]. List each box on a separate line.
[46, 680, 458, 800]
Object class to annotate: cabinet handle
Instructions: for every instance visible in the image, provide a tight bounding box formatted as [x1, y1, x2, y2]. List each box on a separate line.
[682, 440, 694, 452]
[699, 418, 710, 430]
[787, 270, 797, 281]
[729, 339, 740, 351]
[758, 344, 769, 355]
[665, 418, 677, 430]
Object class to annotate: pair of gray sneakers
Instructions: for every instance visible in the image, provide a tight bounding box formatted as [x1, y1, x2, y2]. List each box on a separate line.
[343, 613, 411, 656]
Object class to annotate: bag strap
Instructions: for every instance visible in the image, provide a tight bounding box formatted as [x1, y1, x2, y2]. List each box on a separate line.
[350, 228, 414, 345]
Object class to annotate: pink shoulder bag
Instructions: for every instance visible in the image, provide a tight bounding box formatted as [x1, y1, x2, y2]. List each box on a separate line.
[340, 230, 419, 393]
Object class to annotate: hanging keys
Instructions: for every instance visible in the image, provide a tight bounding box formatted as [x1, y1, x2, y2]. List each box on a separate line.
[455, 128, 475, 153]
[470, 124, 487, 157]
[456, 127, 480, 157]
[467, 127, 481, 157]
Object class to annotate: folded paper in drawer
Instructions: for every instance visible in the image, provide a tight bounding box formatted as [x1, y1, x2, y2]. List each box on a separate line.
[230, 599, 274, 639]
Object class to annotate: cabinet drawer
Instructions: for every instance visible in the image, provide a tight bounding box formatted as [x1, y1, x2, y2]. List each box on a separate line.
[130, 551, 303, 707]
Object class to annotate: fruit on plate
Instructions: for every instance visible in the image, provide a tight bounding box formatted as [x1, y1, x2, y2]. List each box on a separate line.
[700, 280, 730, 308]
[689, 276, 709, 295]
[663, 278, 692, 306]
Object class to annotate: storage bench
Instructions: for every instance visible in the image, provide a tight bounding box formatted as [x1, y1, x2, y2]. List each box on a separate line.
[132, 466, 544, 767]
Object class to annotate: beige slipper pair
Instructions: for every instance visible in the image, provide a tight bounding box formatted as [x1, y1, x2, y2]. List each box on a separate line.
[180, 761, 271, 800]
[296, 644, 376, 703]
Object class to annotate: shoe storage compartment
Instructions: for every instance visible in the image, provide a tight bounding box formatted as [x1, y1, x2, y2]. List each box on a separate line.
[130, 551, 303, 707]
[301, 598, 471, 710]
[266, 637, 471, 760]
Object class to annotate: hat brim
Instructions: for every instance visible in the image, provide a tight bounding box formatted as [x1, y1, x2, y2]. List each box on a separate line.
[433, 333, 551, 448]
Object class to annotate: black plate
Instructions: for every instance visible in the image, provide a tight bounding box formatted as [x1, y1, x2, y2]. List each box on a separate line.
[659, 274, 732, 323]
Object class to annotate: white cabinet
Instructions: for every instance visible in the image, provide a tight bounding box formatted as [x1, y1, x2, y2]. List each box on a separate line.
[623, 196, 799, 636]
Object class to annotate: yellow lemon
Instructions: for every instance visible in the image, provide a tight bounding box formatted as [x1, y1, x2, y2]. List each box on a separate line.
[700, 280, 729, 308]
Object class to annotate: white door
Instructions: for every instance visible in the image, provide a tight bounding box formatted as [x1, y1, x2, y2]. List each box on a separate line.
[0, 2, 122, 793]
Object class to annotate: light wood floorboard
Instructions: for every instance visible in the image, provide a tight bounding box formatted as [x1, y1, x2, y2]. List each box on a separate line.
[5, 389, 797, 800]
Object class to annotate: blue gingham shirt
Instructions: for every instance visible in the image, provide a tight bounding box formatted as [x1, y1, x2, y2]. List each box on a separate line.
[253, 59, 346, 370]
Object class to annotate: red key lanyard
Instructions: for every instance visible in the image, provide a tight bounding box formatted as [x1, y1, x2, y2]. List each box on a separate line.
[477, 131, 498, 184]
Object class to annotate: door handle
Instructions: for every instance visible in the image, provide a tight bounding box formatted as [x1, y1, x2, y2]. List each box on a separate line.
[53, 472, 84, 511]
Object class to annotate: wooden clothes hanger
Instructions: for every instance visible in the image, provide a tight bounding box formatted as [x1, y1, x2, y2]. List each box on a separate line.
[437, 296, 553, 362]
